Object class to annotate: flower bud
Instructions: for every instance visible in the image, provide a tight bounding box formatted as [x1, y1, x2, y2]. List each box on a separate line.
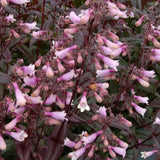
[46, 62, 54, 78]
[0, 134, 6, 151]
[135, 16, 144, 27]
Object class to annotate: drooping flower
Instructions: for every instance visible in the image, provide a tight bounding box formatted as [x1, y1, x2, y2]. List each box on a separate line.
[68, 145, 90, 160]
[23, 76, 40, 87]
[13, 82, 26, 106]
[77, 92, 90, 112]
[19, 22, 39, 33]
[96, 106, 107, 118]
[97, 53, 119, 71]
[45, 111, 68, 121]
[31, 30, 46, 39]
[25, 95, 42, 104]
[45, 62, 54, 78]
[141, 69, 155, 78]
[153, 117, 160, 125]
[82, 130, 102, 145]
[131, 102, 147, 117]
[21, 64, 35, 76]
[109, 146, 126, 158]
[7, 0, 30, 4]
[141, 150, 157, 159]
[116, 138, 128, 149]
[57, 70, 77, 81]
[4, 115, 22, 131]
[44, 94, 56, 105]
[64, 138, 76, 148]
[4, 130, 28, 142]
[55, 45, 77, 59]
[96, 69, 115, 77]
[5, 14, 16, 23]
[135, 15, 145, 27]
[134, 95, 149, 105]
[67, 9, 93, 25]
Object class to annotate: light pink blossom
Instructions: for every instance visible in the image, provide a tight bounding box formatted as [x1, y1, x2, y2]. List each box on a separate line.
[97, 53, 119, 71]
[64, 138, 76, 148]
[82, 130, 102, 145]
[55, 45, 77, 59]
[131, 102, 147, 117]
[13, 82, 26, 106]
[141, 150, 157, 159]
[77, 92, 90, 112]
[7, 0, 30, 4]
[0, 134, 6, 151]
[5, 14, 16, 23]
[19, 22, 39, 33]
[45, 111, 67, 121]
[45, 94, 56, 105]
[96, 106, 107, 118]
[4, 130, 28, 142]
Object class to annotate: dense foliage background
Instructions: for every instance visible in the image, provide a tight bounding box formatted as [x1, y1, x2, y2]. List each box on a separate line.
[0, 0, 160, 160]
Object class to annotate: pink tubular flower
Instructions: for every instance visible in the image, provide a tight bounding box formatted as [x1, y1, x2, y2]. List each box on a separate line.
[0, 0, 8, 6]
[19, 22, 39, 33]
[35, 57, 42, 67]
[116, 138, 128, 149]
[66, 92, 73, 105]
[108, 31, 119, 41]
[67, 8, 93, 25]
[31, 85, 41, 97]
[141, 69, 155, 78]
[64, 137, 76, 148]
[45, 62, 54, 78]
[141, 150, 157, 159]
[4, 115, 21, 131]
[7, 0, 30, 4]
[97, 83, 109, 89]
[96, 69, 115, 77]
[64, 28, 78, 35]
[31, 30, 46, 39]
[131, 102, 147, 117]
[45, 94, 56, 105]
[23, 76, 40, 87]
[68, 145, 90, 160]
[55, 45, 77, 59]
[77, 92, 90, 112]
[56, 59, 66, 73]
[45, 111, 67, 121]
[13, 82, 26, 106]
[5, 14, 16, 23]
[0, 134, 6, 151]
[25, 95, 42, 104]
[102, 37, 119, 49]
[121, 117, 132, 127]
[7, 98, 16, 112]
[96, 106, 107, 118]
[134, 95, 149, 105]
[57, 70, 77, 81]
[14, 106, 26, 114]
[21, 64, 35, 76]
[4, 130, 28, 142]
[136, 76, 150, 87]
[109, 146, 126, 159]
[82, 130, 102, 145]
[97, 53, 119, 71]
[135, 15, 145, 27]
[94, 92, 102, 103]
[153, 117, 160, 125]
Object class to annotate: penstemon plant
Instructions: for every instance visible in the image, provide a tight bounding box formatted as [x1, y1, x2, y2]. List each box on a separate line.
[0, 0, 160, 160]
